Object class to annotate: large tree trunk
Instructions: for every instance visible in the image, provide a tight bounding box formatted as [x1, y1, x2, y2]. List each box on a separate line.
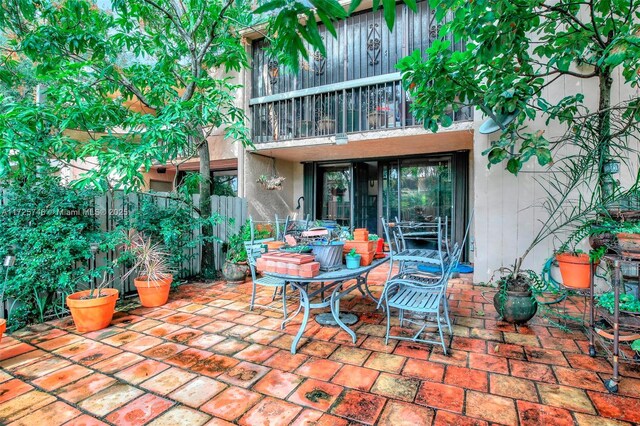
[597, 68, 615, 200]
[198, 132, 215, 279]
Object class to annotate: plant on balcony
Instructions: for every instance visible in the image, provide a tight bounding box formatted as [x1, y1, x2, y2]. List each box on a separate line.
[316, 96, 336, 135]
[257, 174, 285, 190]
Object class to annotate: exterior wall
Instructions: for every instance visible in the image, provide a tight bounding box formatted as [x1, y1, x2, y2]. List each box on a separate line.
[471, 67, 640, 283]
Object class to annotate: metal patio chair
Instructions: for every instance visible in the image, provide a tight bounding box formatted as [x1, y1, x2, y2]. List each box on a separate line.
[381, 245, 462, 354]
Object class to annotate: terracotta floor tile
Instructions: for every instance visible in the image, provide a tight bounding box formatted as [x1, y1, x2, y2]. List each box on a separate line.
[127, 318, 162, 332]
[112, 314, 146, 327]
[239, 397, 302, 426]
[0, 343, 37, 362]
[433, 411, 488, 426]
[329, 345, 372, 365]
[465, 390, 518, 425]
[468, 352, 509, 374]
[169, 377, 227, 408]
[115, 359, 170, 385]
[201, 320, 236, 334]
[12, 356, 71, 380]
[101, 330, 144, 347]
[611, 375, 640, 398]
[0, 379, 33, 404]
[573, 412, 634, 426]
[140, 367, 197, 395]
[234, 343, 280, 363]
[0, 390, 57, 423]
[489, 373, 538, 402]
[451, 336, 487, 353]
[566, 353, 613, 373]
[332, 364, 379, 391]
[146, 323, 185, 337]
[486, 342, 526, 360]
[444, 365, 488, 392]
[92, 352, 144, 374]
[146, 406, 211, 426]
[53, 341, 99, 359]
[164, 348, 212, 369]
[295, 358, 342, 381]
[141, 342, 188, 360]
[287, 378, 344, 411]
[177, 303, 209, 313]
[538, 335, 580, 352]
[222, 325, 258, 339]
[37, 334, 84, 351]
[210, 338, 250, 355]
[78, 383, 144, 417]
[364, 352, 406, 373]
[253, 369, 303, 399]
[200, 386, 262, 421]
[360, 336, 397, 354]
[524, 347, 569, 366]
[509, 359, 557, 383]
[402, 358, 445, 382]
[190, 354, 239, 378]
[32, 364, 92, 391]
[587, 391, 640, 424]
[120, 335, 163, 353]
[370, 372, 420, 402]
[378, 400, 435, 426]
[330, 389, 386, 425]
[166, 328, 205, 345]
[537, 383, 596, 414]
[246, 329, 282, 345]
[234, 313, 266, 326]
[105, 393, 173, 426]
[299, 340, 338, 358]
[517, 400, 574, 426]
[553, 365, 607, 392]
[188, 333, 226, 350]
[428, 347, 469, 367]
[62, 414, 110, 425]
[54, 373, 116, 403]
[415, 381, 465, 413]
[217, 361, 269, 388]
[7, 400, 81, 426]
[69, 344, 123, 366]
[263, 350, 309, 372]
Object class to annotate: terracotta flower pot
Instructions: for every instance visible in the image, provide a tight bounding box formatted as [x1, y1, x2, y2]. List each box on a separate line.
[556, 253, 593, 289]
[67, 288, 119, 332]
[617, 233, 640, 259]
[134, 274, 173, 307]
[0, 319, 5, 343]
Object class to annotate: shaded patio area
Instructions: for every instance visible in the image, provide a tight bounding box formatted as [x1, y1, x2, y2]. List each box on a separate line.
[1, 266, 639, 426]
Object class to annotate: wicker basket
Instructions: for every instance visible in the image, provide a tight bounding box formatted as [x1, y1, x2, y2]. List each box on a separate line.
[311, 242, 344, 271]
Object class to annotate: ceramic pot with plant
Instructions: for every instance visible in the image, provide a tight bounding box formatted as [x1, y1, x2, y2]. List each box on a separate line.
[493, 273, 537, 324]
[345, 248, 361, 269]
[67, 272, 119, 332]
[122, 230, 173, 307]
[555, 225, 605, 289]
[0, 318, 6, 343]
[614, 221, 640, 259]
[222, 223, 253, 284]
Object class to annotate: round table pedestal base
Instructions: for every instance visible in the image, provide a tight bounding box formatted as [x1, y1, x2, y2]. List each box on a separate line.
[315, 313, 358, 326]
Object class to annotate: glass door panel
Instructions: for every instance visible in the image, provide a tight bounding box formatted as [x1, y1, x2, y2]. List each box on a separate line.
[353, 162, 379, 232]
[399, 157, 452, 224]
[318, 165, 351, 226]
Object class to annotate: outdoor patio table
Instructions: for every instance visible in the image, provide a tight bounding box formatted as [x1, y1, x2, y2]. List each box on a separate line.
[262, 256, 390, 354]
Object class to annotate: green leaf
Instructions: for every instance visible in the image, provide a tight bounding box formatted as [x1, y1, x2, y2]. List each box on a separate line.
[506, 158, 522, 175]
[382, 0, 396, 28]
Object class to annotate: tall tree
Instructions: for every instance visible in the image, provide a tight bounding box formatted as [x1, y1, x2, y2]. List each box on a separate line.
[1, 0, 252, 278]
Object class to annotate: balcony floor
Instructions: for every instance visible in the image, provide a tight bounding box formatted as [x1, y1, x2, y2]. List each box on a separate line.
[1, 266, 639, 425]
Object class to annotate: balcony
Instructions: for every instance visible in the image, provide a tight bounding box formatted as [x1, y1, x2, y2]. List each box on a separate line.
[249, 1, 472, 144]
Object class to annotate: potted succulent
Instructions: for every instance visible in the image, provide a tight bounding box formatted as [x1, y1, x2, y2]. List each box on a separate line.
[345, 248, 361, 269]
[121, 230, 173, 307]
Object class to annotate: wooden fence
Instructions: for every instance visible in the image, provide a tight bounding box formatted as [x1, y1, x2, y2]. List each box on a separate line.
[1, 190, 247, 301]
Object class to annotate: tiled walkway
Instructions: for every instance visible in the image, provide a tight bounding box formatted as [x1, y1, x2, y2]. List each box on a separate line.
[1, 266, 639, 425]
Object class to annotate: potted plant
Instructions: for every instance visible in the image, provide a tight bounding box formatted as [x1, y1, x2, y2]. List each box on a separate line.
[345, 248, 361, 269]
[632, 339, 640, 359]
[222, 226, 251, 284]
[67, 272, 119, 333]
[614, 221, 640, 259]
[368, 105, 390, 129]
[121, 230, 173, 307]
[492, 269, 538, 324]
[316, 97, 336, 135]
[555, 223, 606, 289]
[257, 175, 285, 191]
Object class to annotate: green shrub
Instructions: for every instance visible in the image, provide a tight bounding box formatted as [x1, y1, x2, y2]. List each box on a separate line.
[0, 173, 107, 330]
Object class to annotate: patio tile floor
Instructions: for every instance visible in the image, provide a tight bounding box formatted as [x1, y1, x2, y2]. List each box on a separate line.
[1, 266, 639, 425]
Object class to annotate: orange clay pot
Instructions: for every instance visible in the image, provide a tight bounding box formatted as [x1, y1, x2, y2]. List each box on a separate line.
[0, 319, 5, 343]
[66, 288, 119, 332]
[134, 274, 173, 307]
[556, 253, 594, 289]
